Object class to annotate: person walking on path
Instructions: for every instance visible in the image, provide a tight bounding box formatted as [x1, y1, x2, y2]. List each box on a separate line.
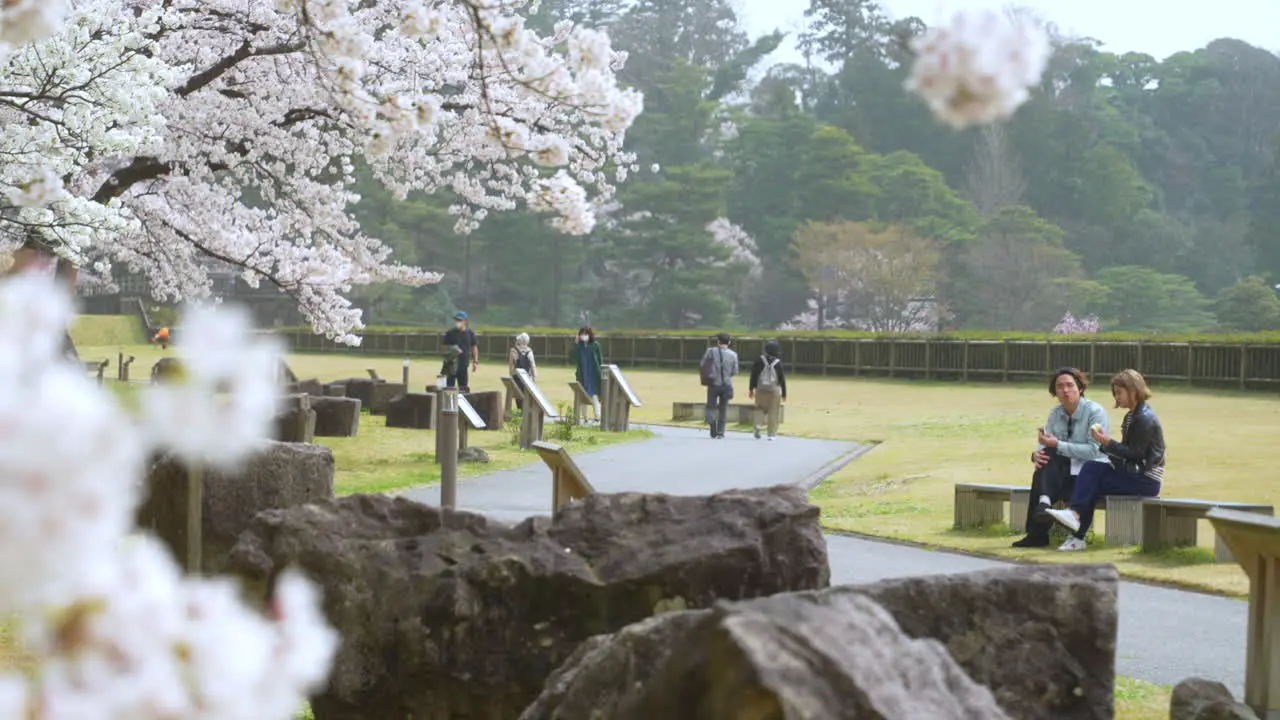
[508, 332, 537, 410]
[700, 332, 739, 439]
[442, 311, 478, 392]
[572, 326, 604, 419]
[1046, 369, 1166, 551]
[748, 340, 787, 440]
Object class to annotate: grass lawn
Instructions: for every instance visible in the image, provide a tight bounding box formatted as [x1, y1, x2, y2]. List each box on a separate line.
[78, 343, 651, 497]
[82, 342, 1278, 595]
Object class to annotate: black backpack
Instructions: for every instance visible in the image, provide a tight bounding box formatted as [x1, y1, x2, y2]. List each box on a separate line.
[514, 348, 533, 374]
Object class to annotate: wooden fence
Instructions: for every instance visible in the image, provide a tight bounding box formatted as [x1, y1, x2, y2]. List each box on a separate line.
[278, 330, 1280, 390]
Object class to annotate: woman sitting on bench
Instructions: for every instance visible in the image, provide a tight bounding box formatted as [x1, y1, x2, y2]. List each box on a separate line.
[1046, 369, 1166, 551]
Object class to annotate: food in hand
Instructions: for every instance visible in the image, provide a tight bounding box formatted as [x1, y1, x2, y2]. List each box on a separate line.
[1090, 423, 1103, 433]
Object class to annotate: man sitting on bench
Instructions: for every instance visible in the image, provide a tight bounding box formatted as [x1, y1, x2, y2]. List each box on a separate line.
[1012, 367, 1111, 549]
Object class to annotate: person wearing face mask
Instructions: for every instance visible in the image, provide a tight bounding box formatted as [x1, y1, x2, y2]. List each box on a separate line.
[572, 326, 604, 419]
[442, 311, 478, 392]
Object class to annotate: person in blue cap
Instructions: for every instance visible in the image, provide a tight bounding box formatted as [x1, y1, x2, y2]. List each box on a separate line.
[442, 310, 478, 391]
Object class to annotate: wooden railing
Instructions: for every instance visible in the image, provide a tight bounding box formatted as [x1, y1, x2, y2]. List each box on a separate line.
[278, 330, 1280, 389]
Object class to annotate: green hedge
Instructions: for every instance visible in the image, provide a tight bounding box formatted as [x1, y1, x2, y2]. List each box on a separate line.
[277, 324, 1280, 345]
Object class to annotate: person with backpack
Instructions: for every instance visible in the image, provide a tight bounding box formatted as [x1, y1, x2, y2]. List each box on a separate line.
[748, 340, 787, 440]
[507, 332, 537, 410]
[699, 332, 739, 439]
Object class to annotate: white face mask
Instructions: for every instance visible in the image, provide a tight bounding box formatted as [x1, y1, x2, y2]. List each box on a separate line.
[455, 321, 464, 329]
[578, 335, 588, 343]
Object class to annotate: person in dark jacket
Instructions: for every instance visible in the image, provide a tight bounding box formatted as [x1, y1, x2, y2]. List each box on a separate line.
[1046, 369, 1166, 551]
[748, 340, 787, 440]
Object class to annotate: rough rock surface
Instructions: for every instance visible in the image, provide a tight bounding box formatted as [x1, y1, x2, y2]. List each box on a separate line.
[523, 564, 1118, 720]
[562, 592, 1014, 719]
[385, 392, 435, 429]
[368, 382, 406, 415]
[225, 486, 829, 720]
[1170, 678, 1258, 720]
[312, 396, 360, 436]
[137, 441, 334, 573]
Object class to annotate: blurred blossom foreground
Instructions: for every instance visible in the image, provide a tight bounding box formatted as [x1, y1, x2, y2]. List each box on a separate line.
[905, 9, 1051, 129]
[0, 273, 337, 719]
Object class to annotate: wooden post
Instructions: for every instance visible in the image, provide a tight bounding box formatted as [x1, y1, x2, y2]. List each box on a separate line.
[888, 340, 896, 378]
[1089, 341, 1097, 377]
[961, 340, 969, 382]
[1044, 340, 1052, 373]
[1241, 345, 1249, 390]
[1136, 341, 1143, 375]
[821, 338, 829, 377]
[439, 389, 458, 509]
[1207, 509, 1280, 717]
[1187, 343, 1195, 386]
[924, 339, 932, 380]
[1002, 340, 1010, 383]
[854, 340, 862, 377]
[599, 372, 612, 429]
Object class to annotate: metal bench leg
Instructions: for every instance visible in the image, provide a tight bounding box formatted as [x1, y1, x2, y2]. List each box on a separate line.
[1105, 496, 1143, 546]
[1009, 489, 1030, 533]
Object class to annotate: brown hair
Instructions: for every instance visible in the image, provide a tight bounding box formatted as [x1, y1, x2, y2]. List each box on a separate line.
[1047, 367, 1088, 396]
[1110, 369, 1152, 402]
[577, 326, 595, 343]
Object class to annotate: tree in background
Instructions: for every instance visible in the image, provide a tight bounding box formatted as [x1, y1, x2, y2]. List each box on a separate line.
[792, 220, 940, 331]
[1214, 276, 1280, 332]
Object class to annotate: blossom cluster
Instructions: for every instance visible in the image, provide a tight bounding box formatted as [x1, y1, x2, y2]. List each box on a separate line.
[904, 8, 1051, 129]
[1053, 311, 1101, 334]
[1, 0, 643, 343]
[705, 217, 760, 268]
[0, 273, 337, 719]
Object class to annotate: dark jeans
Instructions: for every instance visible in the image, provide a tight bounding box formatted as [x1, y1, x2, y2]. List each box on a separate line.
[1025, 452, 1075, 541]
[447, 363, 470, 393]
[1068, 461, 1161, 539]
[705, 384, 733, 437]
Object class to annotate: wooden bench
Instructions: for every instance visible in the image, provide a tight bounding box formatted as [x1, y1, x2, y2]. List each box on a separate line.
[532, 441, 595, 515]
[1207, 508, 1280, 716]
[956, 483, 1142, 546]
[671, 401, 785, 426]
[1142, 498, 1275, 562]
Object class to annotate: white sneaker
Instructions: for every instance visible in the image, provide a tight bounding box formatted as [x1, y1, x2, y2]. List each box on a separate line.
[767, 436, 776, 441]
[1058, 536, 1087, 552]
[1045, 507, 1081, 533]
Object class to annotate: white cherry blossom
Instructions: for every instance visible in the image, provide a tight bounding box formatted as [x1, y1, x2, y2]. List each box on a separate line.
[1, 0, 643, 342]
[904, 8, 1051, 129]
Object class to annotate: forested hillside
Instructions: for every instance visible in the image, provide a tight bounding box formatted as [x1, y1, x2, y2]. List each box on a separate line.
[352, 0, 1280, 334]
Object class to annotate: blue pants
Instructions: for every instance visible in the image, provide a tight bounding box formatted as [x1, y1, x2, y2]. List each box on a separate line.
[705, 384, 733, 437]
[1069, 461, 1161, 539]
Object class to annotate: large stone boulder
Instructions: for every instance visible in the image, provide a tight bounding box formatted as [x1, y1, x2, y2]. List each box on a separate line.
[1170, 678, 1257, 720]
[137, 441, 334, 573]
[225, 486, 829, 720]
[339, 377, 378, 411]
[368, 382, 406, 415]
[385, 392, 435, 429]
[524, 564, 1118, 720]
[287, 378, 326, 397]
[275, 407, 316, 443]
[536, 591, 1013, 719]
[312, 396, 360, 436]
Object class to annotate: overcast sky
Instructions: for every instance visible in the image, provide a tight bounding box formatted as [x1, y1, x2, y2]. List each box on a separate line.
[739, 0, 1280, 66]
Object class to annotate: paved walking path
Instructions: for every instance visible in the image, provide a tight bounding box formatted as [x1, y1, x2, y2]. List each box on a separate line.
[399, 424, 1247, 695]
